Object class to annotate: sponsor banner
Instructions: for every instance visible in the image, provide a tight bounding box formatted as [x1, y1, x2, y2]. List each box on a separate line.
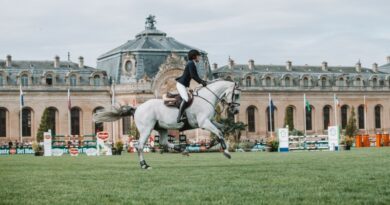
[328, 126, 340, 151]
[96, 131, 112, 156]
[43, 132, 52, 156]
[278, 128, 289, 152]
[85, 148, 97, 156]
[69, 147, 79, 156]
[52, 148, 64, 156]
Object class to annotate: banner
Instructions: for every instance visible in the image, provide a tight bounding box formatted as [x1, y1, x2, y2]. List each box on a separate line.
[328, 126, 339, 151]
[96, 131, 112, 156]
[43, 131, 52, 156]
[278, 128, 289, 152]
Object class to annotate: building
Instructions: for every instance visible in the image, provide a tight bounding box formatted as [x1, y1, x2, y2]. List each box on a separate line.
[212, 57, 390, 140]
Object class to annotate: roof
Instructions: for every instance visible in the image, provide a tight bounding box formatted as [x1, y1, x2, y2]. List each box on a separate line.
[0, 60, 97, 72]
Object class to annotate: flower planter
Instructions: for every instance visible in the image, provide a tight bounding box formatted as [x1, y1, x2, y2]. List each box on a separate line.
[265, 147, 272, 152]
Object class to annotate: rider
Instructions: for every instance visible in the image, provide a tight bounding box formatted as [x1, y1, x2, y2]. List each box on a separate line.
[176, 49, 208, 123]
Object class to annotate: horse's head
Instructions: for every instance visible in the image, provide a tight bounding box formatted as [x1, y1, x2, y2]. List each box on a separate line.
[221, 81, 241, 115]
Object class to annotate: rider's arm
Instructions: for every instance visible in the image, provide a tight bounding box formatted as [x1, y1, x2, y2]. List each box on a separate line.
[189, 61, 206, 85]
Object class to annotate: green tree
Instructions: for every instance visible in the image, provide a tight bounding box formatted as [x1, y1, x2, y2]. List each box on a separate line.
[36, 108, 54, 142]
[345, 106, 358, 137]
[284, 107, 294, 131]
[128, 117, 140, 139]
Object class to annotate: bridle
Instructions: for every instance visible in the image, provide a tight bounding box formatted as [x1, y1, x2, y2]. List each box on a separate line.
[193, 82, 241, 115]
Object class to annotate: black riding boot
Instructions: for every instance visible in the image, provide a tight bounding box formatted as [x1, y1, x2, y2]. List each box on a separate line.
[177, 101, 188, 123]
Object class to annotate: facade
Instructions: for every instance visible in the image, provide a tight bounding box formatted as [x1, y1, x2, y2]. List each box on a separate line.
[212, 57, 390, 140]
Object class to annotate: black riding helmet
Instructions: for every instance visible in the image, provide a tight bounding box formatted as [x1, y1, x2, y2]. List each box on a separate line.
[188, 49, 201, 60]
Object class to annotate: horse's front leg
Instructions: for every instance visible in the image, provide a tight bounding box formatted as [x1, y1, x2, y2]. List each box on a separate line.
[199, 119, 231, 159]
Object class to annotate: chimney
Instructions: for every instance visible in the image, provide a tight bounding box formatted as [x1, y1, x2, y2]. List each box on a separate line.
[321, 61, 328, 71]
[212, 63, 218, 70]
[387, 56, 390, 64]
[78, 56, 84, 68]
[228, 57, 234, 69]
[54, 56, 60, 68]
[5, 55, 12, 67]
[248, 59, 255, 70]
[286, 60, 292, 71]
[372, 63, 378, 73]
[355, 60, 361, 72]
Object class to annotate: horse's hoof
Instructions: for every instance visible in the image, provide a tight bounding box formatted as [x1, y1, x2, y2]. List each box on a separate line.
[223, 150, 231, 159]
[182, 151, 190, 157]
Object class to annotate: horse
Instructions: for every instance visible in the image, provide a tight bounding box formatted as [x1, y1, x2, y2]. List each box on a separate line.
[93, 79, 241, 169]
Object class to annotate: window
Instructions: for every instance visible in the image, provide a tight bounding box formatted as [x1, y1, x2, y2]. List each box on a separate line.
[71, 107, 81, 135]
[375, 105, 381, 129]
[266, 77, 271, 87]
[305, 106, 312, 130]
[93, 75, 100, 86]
[285, 106, 294, 129]
[323, 106, 330, 130]
[226, 76, 232, 81]
[247, 106, 256, 132]
[93, 107, 104, 134]
[246, 76, 251, 87]
[122, 116, 131, 135]
[22, 108, 32, 136]
[267, 106, 276, 132]
[285, 77, 291, 87]
[358, 105, 365, 129]
[0, 75, 3, 86]
[321, 77, 327, 88]
[21, 74, 28, 86]
[0, 108, 6, 137]
[372, 78, 378, 87]
[70, 75, 77, 86]
[356, 78, 361, 87]
[46, 74, 53, 86]
[339, 78, 344, 87]
[341, 105, 348, 129]
[303, 77, 309, 87]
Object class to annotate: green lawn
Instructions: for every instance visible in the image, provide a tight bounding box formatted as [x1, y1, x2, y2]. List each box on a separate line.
[1, 148, 390, 205]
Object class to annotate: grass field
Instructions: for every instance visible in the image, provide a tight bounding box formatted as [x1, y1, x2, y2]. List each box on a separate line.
[1, 148, 390, 205]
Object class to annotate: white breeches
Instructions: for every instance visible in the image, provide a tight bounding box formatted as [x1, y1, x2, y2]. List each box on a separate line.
[176, 82, 189, 102]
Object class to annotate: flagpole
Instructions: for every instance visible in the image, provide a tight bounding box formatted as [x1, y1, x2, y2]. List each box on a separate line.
[19, 85, 23, 142]
[68, 89, 71, 136]
[304, 93, 306, 137]
[268, 93, 272, 137]
[364, 95, 367, 134]
[111, 80, 116, 144]
[333, 93, 337, 127]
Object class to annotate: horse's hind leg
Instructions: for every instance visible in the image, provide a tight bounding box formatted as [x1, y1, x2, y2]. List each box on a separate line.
[158, 129, 188, 155]
[137, 127, 153, 170]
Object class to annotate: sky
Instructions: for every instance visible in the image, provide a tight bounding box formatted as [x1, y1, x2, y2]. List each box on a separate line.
[1, 0, 389, 68]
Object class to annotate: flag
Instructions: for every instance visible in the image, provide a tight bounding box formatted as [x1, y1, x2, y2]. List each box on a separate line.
[304, 94, 311, 112]
[19, 85, 24, 108]
[268, 94, 274, 113]
[67, 89, 71, 110]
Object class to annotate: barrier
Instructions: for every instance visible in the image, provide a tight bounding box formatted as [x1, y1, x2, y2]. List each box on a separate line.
[355, 135, 362, 148]
[363, 134, 370, 147]
[383, 134, 389, 146]
[375, 134, 382, 147]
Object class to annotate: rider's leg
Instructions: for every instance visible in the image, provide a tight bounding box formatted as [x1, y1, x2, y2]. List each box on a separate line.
[176, 82, 189, 123]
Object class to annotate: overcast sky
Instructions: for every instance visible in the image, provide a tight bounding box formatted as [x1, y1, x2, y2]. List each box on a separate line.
[1, 0, 389, 68]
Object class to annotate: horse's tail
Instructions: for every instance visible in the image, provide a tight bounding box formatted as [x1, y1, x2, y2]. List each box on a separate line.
[93, 105, 136, 123]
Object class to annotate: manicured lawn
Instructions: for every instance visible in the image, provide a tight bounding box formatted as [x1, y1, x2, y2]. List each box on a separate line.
[1, 148, 390, 205]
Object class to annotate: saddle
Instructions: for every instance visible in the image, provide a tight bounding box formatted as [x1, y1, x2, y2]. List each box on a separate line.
[163, 90, 194, 108]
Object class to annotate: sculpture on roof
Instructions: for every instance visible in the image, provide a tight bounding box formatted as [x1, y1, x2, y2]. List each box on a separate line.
[145, 15, 156, 30]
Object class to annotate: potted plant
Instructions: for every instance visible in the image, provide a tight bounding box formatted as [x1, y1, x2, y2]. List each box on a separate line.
[32, 141, 44, 156]
[115, 141, 124, 155]
[344, 136, 353, 150]
[241, 141, 254, 152]
[266, 138, 279, 152]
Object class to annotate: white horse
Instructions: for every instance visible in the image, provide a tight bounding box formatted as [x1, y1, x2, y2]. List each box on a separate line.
[93, 79, 241, 169]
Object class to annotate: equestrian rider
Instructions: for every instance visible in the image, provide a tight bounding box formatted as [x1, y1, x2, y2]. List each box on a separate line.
[175, 49, 208, 123]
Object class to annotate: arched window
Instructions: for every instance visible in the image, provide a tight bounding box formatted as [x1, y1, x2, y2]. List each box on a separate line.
[122, 116, 131, 135]
[305, 105, 313, 130]
[71, 107, 81, 135]
[375, 105, 381, 129]
[93, 75, 100, 86]
[303, 77, 309, 87]
[285, 77, 291, 87]
[266, 106, 277, 132]
[0, 74, 3, 86]
[247, 106, 256, 132]
[22, 108, 32, 136]
[0, 108, 6, 137]
[226, 76, 232, 81]
[339, 78, 344, 87]
[323, 106, 331, 130]
[356, 78, 361, 87]
[46, 74, 53, 86]
[372, 78, 378, 87]
[47, 107, 57, 136]
[321, 77, 327, 88]
[266, 77, 271, 87]
[93, 107, 104, 134]
[358, 105, 365, 129]
[285, 106, 294, 130]
[21, 74, 28, 86]
[70, 75, 77, 86]
[341, 105, 348, 129]
[246, 76, 251, 87]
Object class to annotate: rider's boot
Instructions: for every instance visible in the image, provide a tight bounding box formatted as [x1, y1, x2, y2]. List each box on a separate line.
[177, 100, 188, 123]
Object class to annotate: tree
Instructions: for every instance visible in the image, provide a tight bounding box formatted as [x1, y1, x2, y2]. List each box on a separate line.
[284, 107, 294, 131]
[220, 117, 247, 143]
[128, 117, 140, 140]
[345, 106, 358, 137]
[36, 108, 54, 142]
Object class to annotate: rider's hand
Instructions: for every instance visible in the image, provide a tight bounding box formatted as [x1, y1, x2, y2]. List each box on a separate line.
[202, 81, 207, 87]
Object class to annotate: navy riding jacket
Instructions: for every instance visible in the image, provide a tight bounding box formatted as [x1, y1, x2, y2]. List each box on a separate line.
[176, 60, 205, 87]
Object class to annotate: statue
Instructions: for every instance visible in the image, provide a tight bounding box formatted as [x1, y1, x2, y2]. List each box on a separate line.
[145, 15, 156, 30]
